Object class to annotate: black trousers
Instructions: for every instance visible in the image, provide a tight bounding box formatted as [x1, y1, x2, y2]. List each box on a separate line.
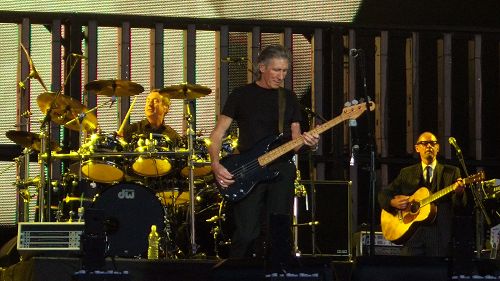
[229, 160, 296, 258]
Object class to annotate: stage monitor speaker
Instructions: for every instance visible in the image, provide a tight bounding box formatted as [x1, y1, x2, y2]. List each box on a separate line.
[297, 180, 351, 257]
[211, 257, 334, 281]
[351, 256, 450, 281]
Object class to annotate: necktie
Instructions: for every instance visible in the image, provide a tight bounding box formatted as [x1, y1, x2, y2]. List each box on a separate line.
[425, 165, 432, 187]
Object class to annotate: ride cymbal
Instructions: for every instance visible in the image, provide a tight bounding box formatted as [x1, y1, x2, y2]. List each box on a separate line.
[159, 82, 211, 100]
[37, 92, 97, 132]
[85, 79, 144, 97]
[6, 130, 61, 152]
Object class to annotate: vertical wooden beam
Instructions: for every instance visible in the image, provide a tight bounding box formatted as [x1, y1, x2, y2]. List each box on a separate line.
[437, 33, 453, 158]
[151, 23, 164, 89]
[184, 24, 196, 132]
[118, 22, 131, 125]
[17, 18, 31, 223]
[470, 35, 483, 162]
[406, 32, 420, 153]
[375, 31, 389, 187]
[86, 20, 98, 111]
[216, 25, 229, 116]
[50, 19, 62, 191]
[283, 27, 293, 90]
[312, 28, 324, 179]
[248, 26, 261, 83]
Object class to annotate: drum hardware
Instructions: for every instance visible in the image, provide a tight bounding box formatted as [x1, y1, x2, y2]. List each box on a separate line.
[91, 182, 165, 258]
[85, 79, 144, 97]
[159, 82, 211, 100]
[6, 130, 61, 152]
[130, 133, 176, 177]
[158, 82, 212, 256]
[37, 92, 98, 133]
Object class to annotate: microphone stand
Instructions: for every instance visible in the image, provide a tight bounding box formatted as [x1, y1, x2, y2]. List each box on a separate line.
[353, 49, 377, 256]
[452, 144, 492, 259]
[303, 108, 326, 256]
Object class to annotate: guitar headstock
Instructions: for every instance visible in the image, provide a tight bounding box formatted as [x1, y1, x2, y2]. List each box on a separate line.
[342, 100, 376, 120]
[464, 170, 486, 185]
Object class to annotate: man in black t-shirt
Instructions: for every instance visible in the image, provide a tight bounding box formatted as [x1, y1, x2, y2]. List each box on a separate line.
[208, 45, 319, 265]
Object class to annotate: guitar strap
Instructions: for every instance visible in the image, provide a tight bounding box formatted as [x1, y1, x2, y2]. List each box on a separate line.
[278, 87, 286, 134]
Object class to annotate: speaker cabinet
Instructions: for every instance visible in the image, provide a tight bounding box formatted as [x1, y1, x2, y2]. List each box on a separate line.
[296, 180, 351, 257]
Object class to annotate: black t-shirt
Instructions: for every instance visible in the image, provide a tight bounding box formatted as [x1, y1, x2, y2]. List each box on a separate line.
[222, 82, 302, 152]
[123, 119, 181, 145]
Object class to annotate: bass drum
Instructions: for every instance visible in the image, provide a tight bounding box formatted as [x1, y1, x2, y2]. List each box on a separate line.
[92, 182, 165, 257]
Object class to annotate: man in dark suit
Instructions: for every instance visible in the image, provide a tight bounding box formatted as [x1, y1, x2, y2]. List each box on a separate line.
[378, 131, 466, 256]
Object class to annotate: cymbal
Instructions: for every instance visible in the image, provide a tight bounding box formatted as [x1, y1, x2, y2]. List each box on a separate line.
[85, 79, 144, 97]
[6, 130, 61, 152]
[37, 92, 97, 132]
[159, 82, 211, 100]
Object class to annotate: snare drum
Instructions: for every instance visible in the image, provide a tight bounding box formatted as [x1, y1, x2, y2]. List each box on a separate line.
[129, 134, 175, 177]
[77, 133, 126, 183]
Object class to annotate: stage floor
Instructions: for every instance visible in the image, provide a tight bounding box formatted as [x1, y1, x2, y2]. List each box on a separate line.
[1, 255, 498, 281]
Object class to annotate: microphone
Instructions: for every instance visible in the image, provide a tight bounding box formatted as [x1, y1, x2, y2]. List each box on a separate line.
[350, 48, 363, 58]
[109, 96, 117, 108]
[448, 137, 462, 154]
[71, 53, 88, 59]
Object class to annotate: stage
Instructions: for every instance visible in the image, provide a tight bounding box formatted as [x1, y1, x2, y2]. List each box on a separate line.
[0, 254, 498, 281]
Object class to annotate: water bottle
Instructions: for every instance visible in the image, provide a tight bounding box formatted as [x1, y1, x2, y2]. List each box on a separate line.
[147, 224, 159, 260]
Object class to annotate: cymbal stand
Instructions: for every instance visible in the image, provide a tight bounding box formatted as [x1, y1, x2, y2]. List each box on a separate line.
[184, 98, 198, 255]
[37, 52, 85, 222]
[292, 161, 307, 256]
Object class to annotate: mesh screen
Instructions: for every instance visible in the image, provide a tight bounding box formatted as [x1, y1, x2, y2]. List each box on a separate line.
[1, 1, 361, 23]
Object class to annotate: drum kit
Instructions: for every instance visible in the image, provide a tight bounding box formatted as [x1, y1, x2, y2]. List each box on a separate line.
[6, 79, 236, 259]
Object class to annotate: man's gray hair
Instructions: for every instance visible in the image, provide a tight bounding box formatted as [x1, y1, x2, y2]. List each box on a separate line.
[254, 44, 291, 80]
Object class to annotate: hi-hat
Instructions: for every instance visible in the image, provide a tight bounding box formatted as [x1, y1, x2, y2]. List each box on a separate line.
[159, 83, 211, 100]
[6, 130, 61, 152]
[37, 92, 98, 132]
[85, 79, 144, 97]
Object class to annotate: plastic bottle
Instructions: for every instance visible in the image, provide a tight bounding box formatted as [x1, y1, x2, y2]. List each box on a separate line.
[147, 224, 159, 260]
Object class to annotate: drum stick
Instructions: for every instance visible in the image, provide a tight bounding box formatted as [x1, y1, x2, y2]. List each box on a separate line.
[117, 95, 137, 136]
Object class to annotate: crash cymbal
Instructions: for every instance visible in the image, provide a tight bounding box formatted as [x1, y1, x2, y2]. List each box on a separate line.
[37, 92, 97, 132]
[85, 79, 144, 97]
[159, 82, 211, 100]
[6, 130, 61, 152]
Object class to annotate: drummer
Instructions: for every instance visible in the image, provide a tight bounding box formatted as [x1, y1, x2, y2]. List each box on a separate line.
[119, 89, 181, 144]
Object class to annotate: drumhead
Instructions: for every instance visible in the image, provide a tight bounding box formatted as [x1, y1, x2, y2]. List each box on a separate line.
[92, 182, 165, 257]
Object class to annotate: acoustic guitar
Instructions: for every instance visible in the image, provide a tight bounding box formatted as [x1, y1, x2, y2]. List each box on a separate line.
[380, 170, 485, 244]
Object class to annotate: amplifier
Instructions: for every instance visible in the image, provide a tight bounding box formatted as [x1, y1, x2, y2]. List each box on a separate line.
[353, 231, 402, 256]
[17, 222, 84, 255]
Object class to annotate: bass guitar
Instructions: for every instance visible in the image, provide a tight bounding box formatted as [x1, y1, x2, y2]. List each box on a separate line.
[217, 101, 375, 202]
[380, 170, 485, 244]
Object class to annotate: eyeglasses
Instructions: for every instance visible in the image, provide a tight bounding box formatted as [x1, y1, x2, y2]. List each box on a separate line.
[416, 141, 438, 146]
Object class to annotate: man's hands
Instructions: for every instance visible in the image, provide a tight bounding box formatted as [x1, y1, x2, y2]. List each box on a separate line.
[302, 131, 320, 150]
[212, 162, 234, 189]
[390, 195, 410, 210]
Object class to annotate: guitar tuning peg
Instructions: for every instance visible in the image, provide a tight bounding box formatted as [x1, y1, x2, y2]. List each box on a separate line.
[352, 99, 359, 105]
[344, 101, 352, 107]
